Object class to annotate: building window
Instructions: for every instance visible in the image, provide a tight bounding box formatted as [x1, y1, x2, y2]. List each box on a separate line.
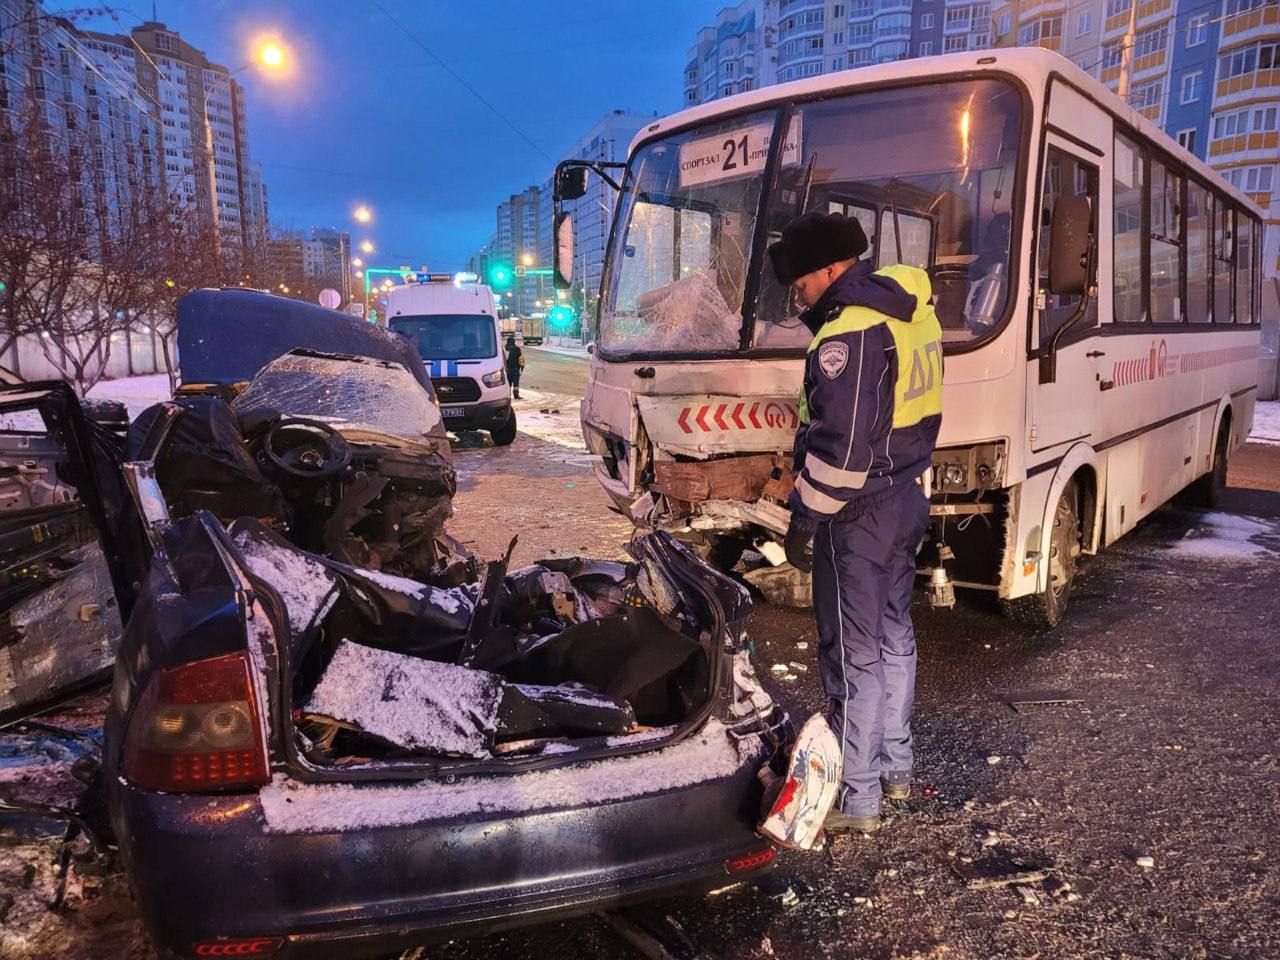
[1104, 0, 1131, 16]
[832, 30, 844, 44]
[998, 13, 1011, 34]
[1181, 71, 1203, 103]
[831, 55, 845, 69]
[919, 40, 934, 55]
[944, 35, 969, 51]
[833, 4, 844, 15]
[1132, 23, 1169, 58]
[921, 12, 934, 28]
[1077, 11, 1092, 35]
[1186, 13, 1208, 46]
[1129, 77, 1163, 110]
[1255, 106, 1279, 132]
[1176, 128, 1197, 153]
[1218, 42, 1278, 81]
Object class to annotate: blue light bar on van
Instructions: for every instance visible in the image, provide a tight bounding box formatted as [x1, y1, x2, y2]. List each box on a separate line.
[407, 272, 457, 284]
[453, 271, 479, 284]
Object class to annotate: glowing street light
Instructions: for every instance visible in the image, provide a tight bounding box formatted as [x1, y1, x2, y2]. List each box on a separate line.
[520, 252, 535, 267]
[360, 240, 375, 254]
[355, 269, 363, 278]
[247, 36, 290, 76]
[352, 257, 363, 268]
[353, 205, 373, 224]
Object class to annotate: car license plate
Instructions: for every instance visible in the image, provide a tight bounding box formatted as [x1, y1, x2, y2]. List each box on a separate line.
[442, 407, 465, 418]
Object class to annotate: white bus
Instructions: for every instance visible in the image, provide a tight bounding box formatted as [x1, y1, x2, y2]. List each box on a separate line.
[554, 48, 1264, 628]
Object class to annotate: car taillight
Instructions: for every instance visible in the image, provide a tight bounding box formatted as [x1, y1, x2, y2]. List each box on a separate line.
[725, 847, 776, 874]
[192, 936, 283, 956]
[124, 652, 269, 793]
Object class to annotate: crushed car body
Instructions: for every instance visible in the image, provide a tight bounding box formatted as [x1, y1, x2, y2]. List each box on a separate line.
[1, 289, 789, 959]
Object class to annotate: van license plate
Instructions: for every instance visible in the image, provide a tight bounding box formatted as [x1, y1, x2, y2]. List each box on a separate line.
[442, 407, 465, 418]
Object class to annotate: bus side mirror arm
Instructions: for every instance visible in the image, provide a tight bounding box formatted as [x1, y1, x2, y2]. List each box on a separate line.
[552, 159, 626, 292]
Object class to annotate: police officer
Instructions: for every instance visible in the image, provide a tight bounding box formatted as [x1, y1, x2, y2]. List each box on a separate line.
[767, 211, 942, 835]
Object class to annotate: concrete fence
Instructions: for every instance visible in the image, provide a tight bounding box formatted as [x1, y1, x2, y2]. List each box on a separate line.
[0, 325, 175, 383]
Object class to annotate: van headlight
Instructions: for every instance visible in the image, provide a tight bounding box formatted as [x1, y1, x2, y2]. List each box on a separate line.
[482, 369, 506, 387]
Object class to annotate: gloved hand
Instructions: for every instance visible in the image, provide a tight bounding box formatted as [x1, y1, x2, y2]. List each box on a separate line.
[784, 514, 817, 573]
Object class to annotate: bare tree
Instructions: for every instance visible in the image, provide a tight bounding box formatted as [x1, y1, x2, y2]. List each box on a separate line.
[0, 99, 100, 383]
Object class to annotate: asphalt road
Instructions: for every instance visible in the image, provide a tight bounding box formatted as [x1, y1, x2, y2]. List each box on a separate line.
[518, 346, 590, 396]
[432, 440, 1280, 960]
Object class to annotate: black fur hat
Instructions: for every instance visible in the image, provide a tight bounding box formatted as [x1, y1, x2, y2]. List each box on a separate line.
[767, 211, 869, 285]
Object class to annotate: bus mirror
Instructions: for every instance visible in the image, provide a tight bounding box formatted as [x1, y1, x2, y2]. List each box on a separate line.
[557, 167, 589, 202]
[554, 214, 574, 291]
[1048, 195, 1091, 296]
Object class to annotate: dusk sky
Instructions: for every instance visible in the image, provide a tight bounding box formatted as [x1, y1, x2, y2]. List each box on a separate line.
[79, 1, 715, 271]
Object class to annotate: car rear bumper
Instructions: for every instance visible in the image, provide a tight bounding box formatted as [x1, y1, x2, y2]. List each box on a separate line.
[441, 397, 511, 431]
[112, 733, 773, 959]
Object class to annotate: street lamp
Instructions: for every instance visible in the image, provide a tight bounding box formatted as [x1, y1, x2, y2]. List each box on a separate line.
[242, 36, 291, 78]
[352, 257, 364, 268]
[353, 205, 373, 224]
[520, 252, 535, 267]
[360, 240, 375, 254]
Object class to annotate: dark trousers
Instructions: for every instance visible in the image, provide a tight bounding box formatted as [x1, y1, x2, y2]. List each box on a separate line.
[507, 366, 521, 390]
[812, 482, 929, 816]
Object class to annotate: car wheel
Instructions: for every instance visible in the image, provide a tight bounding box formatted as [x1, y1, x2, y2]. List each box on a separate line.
[1001, 481, 1080, 631]
[1179, 418, 1229, 510]
[490, 411, 517, 447]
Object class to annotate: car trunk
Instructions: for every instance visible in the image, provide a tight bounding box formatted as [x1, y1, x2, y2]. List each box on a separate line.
[228, 521, 749, 779]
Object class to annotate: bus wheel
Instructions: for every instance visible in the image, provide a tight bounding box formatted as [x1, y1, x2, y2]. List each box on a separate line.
[1181, 418, 1230, 510]
[1001, 482, 1080, 630]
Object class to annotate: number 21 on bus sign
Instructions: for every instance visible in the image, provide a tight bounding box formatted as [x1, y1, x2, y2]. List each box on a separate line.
[678, 116, 802, 189]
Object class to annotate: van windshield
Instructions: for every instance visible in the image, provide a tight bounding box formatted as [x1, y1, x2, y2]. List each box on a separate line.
[391, 315, 497, 360]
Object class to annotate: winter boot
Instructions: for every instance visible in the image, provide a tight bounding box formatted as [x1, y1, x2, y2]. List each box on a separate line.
[881, 772, 911, 801]
[823, 810, 880, 834]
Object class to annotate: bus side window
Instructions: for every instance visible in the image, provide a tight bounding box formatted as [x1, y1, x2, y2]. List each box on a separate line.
[1186, 181, 1212, 324]
[1212, 194, 1233, 323]
[1038, 146, 1098, 344]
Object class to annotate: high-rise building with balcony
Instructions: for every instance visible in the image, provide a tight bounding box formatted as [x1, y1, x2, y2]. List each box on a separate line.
[993, 0, 1278, 274]
[0, 0, 162, 229]
[685, 1, 776, 105]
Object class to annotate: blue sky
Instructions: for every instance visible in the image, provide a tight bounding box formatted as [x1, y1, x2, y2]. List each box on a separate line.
[78, 1, 714, 270]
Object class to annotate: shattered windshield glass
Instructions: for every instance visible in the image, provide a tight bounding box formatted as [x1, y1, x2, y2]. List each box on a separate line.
[599, 79, 1023, 356]
[599, 110, 782, 355]
[232, 351, 443, 440]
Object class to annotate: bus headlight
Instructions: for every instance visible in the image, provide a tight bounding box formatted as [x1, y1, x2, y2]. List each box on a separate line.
[482, 369, 506, 387]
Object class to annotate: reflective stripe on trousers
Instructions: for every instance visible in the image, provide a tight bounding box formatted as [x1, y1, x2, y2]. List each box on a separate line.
[812, 481, 929, 817]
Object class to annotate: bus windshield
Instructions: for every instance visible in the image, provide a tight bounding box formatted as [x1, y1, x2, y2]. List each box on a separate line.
[599, 78, 1024, 356]
[390, 315, 497, 360]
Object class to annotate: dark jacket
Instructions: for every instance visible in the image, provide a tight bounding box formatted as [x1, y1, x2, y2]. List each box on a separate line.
[790, 261, 943, 524]
[504, 342, 522, 373]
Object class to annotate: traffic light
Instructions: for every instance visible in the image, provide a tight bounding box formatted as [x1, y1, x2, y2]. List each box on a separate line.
[487, 262, 513, 290]
[548, 304, 576, 330]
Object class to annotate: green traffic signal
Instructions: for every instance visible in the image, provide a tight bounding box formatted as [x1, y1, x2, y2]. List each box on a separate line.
[548, 304, 576, 329]
[487, 262, 513, 290]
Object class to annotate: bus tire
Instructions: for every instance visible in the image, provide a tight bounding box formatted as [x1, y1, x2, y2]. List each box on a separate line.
[1000, 481, 1080, 630]
[1180, 417, 1229, 510]
[490, 412, 517, 447]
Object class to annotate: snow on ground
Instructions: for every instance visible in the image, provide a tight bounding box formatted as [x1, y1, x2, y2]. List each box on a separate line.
[1165, 511, 1280, 562]
[257, 719, 757, 833]
[85, 373, 171, 419]
[1250, 400, 1280, 445]
[305, 640, 504, 758]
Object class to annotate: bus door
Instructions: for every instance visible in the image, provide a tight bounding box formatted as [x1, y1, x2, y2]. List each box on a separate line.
[1027, 136, 1104, 457]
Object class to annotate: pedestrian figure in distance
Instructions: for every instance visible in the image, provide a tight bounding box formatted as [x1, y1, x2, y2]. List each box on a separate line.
[505, 335, 524, 399]
[767, 211, 943, 835]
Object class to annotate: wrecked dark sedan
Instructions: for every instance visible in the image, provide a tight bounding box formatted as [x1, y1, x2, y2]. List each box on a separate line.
[9, 290, 789, 960]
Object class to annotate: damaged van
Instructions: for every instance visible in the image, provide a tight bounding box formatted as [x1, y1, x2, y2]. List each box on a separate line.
[7, 289, 787, 959]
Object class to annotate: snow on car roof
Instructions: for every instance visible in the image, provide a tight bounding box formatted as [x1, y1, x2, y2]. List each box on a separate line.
[258, 719, 758, 833]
